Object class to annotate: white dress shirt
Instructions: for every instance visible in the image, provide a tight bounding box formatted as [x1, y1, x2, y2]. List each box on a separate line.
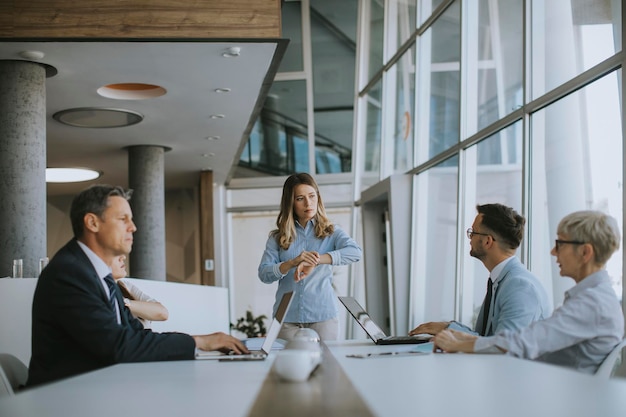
[474, 270, 624, 374]
[76, 241, 120, 324]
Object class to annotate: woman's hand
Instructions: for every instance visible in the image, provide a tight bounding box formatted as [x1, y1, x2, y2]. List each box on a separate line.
[432, 329, 477, 353]
[294, 262, 316, 282]
[295, 250, 320, 267]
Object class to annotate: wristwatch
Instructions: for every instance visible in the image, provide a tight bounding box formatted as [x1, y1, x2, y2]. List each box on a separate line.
[123, 298, 131, 307]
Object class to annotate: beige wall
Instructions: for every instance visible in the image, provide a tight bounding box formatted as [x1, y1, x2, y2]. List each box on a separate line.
[46, 188, 201, 284]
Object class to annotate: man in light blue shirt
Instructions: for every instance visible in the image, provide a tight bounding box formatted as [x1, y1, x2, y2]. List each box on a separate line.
[433, 210, 624, 374]
[410, 203, 551, 337]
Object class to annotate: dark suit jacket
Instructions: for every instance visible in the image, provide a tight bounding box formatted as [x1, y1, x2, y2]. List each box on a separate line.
[27, 239, 195, 387]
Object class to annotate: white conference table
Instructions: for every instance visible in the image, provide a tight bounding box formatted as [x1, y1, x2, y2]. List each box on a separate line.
[2, 339, 626, 417]
[0, 356, 275, 417]
[327, 340, 626, 417]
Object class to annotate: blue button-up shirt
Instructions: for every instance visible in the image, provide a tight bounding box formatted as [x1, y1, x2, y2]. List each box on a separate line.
[258, 220, 362, 323]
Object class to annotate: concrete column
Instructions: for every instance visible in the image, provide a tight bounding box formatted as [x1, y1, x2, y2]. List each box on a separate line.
[127, 145, 167, 281]
[0, 61, 47, 278]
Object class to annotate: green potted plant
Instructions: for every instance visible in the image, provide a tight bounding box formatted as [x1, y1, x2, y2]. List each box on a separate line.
[230, 310, 267, 338]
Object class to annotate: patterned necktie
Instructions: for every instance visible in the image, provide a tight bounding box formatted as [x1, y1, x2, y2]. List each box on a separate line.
[103, 274, 119, 313]
[480, 278, 493, 336]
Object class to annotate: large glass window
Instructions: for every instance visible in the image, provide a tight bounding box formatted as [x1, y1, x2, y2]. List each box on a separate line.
[238, 80, 309, 176]
[280, 1, 304, 72]
[531, 0, 622, 99]
[367, 0, 385, 82]
[388, 44, 415, 173]
[411, 155, 459, 325]
[466, 0, 523, 136]
[530, 71, 623, 304]
[418, 0, 445, 26]
[416, 0, 461, 165]
[393, 0, 417, 49]
[311, 0, 357, 174]
[362, 79, 383, 187]
[459, 122, 523, 327]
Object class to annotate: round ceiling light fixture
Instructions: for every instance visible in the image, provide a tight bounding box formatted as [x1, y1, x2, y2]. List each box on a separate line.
[46, 168, 101, 183]
[97, 83, 167, 100]
[19, 50, 45, 60]
[53, 107, 144, 128]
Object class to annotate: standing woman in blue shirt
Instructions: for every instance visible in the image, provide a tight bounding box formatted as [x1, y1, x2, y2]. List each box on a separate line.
[258, 173, 362, 341]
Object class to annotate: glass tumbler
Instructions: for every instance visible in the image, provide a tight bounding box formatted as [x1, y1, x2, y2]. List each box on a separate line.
[12, 259, 23, 278]
[39, 257, 49, 275]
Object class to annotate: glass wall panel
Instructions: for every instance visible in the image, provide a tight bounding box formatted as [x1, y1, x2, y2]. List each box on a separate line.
[367, 0, 385, 81]
[363, 79, 383, 187]
[418, 0, 445, 26]
[411, 155, 458, 325]
[459, 122, 523, 327]
[388, 44, 415, 173]
[531, 0, 622, 99]
[467, 0, 523, 136]
[238, 80, 309, 176]
[415, 0, 461, 166]
[393, 0, 417, 48]
[280, 1, 304, 72]
[311, 0, 357, 174]
[530, 71, 623, 304]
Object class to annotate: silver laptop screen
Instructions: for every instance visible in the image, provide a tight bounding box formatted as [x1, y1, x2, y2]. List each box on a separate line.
[339, 296, 387, 341]
[261, 291, 293, 353]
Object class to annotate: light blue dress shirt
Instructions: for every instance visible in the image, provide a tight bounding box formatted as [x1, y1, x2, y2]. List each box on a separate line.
[475, 270, 624, 374]
[448, 256, 551, 336]
[258, 220, 362, 323]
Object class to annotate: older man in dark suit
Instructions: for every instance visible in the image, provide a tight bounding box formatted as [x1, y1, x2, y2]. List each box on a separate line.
[27, 185, 247, 387]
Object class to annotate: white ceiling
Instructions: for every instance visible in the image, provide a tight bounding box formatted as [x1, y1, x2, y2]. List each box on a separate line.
[0, 40, 285, 196]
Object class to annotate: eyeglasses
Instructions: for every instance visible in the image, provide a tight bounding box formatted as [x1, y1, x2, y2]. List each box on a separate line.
[466, 228, 495, 240]
[554, 239, 586, 251]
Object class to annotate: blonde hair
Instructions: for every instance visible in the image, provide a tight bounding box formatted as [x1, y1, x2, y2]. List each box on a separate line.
[272, 173, 334, 250]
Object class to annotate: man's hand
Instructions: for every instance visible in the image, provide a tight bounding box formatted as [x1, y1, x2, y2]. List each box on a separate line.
[193, 332, 250, 354]
[409, 321, 449, 336]
[432, 329, 477, 353]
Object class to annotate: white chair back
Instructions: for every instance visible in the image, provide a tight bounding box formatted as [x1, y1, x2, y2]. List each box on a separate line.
[596, 338, 626, 378]
[0, 353, 28, 397]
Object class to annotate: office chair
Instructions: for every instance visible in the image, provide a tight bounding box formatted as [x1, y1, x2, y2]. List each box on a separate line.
[595, 339, 626, 379]
[0, 353, 28, 397]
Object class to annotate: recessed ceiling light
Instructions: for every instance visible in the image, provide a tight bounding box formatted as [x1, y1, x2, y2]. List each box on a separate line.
[209, 114, 225, 119]
[206, 136, 220, 141]
[222, 46, 241, 57]
[214, 88, 231, 93]
[53, 108, 144, 128]
[98, 83, 167, 100]
[46, 168, 101, 183]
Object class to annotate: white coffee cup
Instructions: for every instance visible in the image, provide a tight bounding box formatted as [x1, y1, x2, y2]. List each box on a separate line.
[285, 339, 323, 367]
[273, 349, 316, 382]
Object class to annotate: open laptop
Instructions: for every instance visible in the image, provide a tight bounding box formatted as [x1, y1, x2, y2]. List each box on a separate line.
[339, 296, 431, 345]
[196, 291, 294, 361]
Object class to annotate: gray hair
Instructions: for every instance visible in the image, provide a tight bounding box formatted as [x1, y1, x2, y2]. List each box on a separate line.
[557, 210, 621, 265]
